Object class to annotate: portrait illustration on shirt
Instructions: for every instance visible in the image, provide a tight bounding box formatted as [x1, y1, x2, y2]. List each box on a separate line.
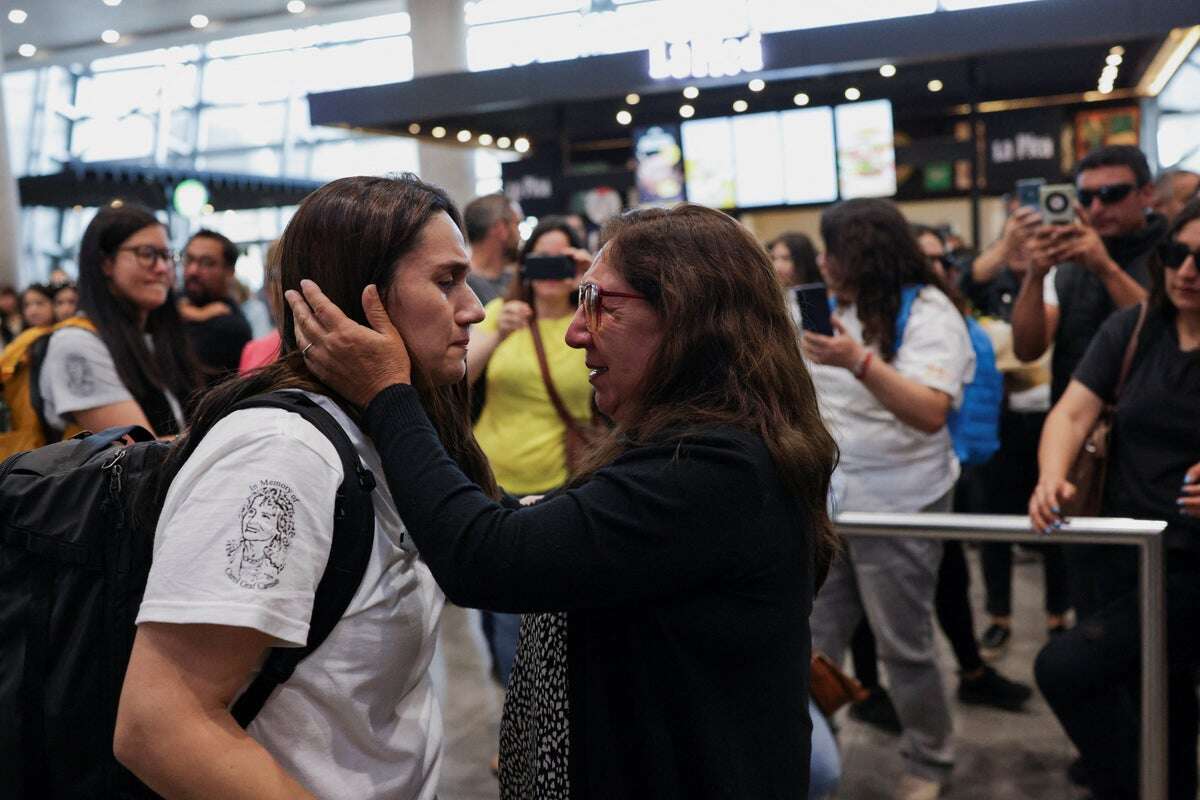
[64, 353, 95, 396]
[225, 479, 299, 589]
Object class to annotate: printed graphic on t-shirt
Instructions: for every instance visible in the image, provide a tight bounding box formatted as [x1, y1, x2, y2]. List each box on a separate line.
[225, 479, 300, 589]
[65, 353, 96, 396]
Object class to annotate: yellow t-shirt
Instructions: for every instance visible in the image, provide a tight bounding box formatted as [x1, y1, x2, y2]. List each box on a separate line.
[474, 298, 592, 495]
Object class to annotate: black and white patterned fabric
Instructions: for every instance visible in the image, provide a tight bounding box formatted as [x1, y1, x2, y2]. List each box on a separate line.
[498, 611, 570, 799]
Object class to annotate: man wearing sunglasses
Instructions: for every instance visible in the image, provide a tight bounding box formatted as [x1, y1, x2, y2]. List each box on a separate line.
[1011, 145, 1164, 404]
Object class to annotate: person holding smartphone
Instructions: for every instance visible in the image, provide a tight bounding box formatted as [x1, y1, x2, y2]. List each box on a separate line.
[465, 216, 593, 691]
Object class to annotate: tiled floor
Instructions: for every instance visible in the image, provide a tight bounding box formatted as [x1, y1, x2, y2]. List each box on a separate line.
[434, 547, 1091, 800]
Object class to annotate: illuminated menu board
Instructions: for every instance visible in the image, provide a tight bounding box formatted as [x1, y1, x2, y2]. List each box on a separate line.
[681, 100, 888, 209]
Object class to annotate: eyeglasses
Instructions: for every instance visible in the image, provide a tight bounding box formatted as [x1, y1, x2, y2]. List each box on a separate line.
[578, 281, 648, 333]
[183, 253, 223, 269]
[1077, 183, 1135, 207]
[1157, 240, 1200, 269]
[118, 245, 177, 268]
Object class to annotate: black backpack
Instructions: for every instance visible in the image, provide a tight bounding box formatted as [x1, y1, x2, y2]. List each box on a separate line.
[0, 391, 377, 799]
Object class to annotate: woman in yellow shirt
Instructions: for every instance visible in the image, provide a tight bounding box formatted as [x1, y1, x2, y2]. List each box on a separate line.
[466, 216, 593, 688]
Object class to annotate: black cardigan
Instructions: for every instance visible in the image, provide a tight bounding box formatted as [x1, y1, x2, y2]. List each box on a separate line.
[365, 385, 815, 799]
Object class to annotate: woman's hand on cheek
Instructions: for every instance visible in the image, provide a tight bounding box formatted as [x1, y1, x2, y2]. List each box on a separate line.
[286, 280, 412, 408]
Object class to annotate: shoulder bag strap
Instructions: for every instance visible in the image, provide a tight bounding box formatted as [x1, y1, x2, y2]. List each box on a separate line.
[528, 318, 586, 438]
[226, 391, 376, 728]
[1113, 301, 1149, 402]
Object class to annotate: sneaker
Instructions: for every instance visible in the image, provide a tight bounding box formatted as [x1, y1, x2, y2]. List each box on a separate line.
[896, 773, 943, 800]
[957, 665, 1033, 711]
[849, 688, 903, 735]
[979, 623, 1011, 660]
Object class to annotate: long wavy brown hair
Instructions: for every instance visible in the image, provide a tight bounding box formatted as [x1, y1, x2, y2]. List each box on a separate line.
[140, 174, 497, 527]
[821, 198, 955, 362]
[574, 204, 840, 584]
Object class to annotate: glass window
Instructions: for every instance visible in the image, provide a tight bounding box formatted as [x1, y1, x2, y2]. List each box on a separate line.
[199, 103, 288, 149]
[302, 38, 414, 93]
[301, 13, 412, 46]
[71, 114, 156, 161]
[1158, 113, 1200, 171]
[1159, 51, 1200, 113]
[309, 137, 419, 180]
[203, 51, 296, 105]
[207, 29, 299, 59]
[75, 68, 165, 116]
[91, 45, 202, 72]
[464, 0, 581, 26]
[195, 147, 282, 176]
[3, 71, 37, 175]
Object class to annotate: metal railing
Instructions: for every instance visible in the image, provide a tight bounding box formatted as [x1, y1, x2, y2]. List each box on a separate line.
[833, 512, 1168, 800]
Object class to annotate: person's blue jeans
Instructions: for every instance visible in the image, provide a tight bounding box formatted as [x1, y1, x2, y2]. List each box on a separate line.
[809, 700, 840, 799]
[481, 610, 521, 687]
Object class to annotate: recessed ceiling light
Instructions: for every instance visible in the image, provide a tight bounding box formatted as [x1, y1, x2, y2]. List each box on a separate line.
[682, 85, 699, 99]
[17, 43, 36, 58]
[8, 9, 27, 24]
[431, 126, 446, 138]
[879, 64, 897, 77]
[110, 198, 124, 208]
[844, 87, 861, 101]
[456, 130, 472, 143]
[407, 123, 420, 135]
[496, 136, 511, 149]
[287, 0, 306, 13]
[748, 78, 766, 92]
[1105, 53, 1123, 67]
[927, 79, 944, 92]
[101, 29, 120, 44]
[793, 92, 810, 106]
[732, 99, 748, 113]
[625, 93, 640, 105]
[478, 133, 494, 146]
[1098, 84, 1114, 94]
[514, 137, 531, 153]
[616, 109, 632, 125]
[190, 14, 209, 29]
[201, 203, 215, 215]
[679, 104, 695, 118]
[1109, 45, 1125, 55]
[102, 0, 122, 6]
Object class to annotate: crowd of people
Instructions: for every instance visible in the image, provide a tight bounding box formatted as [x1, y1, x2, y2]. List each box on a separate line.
[1, 144, 1198, 800]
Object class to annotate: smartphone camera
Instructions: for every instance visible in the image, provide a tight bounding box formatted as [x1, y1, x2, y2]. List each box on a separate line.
[521, 254, 576, 281]
[1039, 184, 1077, 225]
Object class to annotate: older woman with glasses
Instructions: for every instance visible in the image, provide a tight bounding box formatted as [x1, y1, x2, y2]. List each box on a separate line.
[287, 203, 838, 799]
[38, 204, 199, 439]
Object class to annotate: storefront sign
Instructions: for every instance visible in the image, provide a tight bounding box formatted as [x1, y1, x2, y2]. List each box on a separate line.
[648, 32, 763, 80]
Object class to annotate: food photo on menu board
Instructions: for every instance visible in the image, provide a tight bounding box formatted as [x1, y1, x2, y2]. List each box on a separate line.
[835, 99, 898, 199]
[634, 125, 686, 205]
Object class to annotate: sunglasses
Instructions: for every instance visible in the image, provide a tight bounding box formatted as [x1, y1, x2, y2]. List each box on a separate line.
[1157, 241, 1200, 269]
[1077, 183, 1135, 207]
[578, 281, 648, 333]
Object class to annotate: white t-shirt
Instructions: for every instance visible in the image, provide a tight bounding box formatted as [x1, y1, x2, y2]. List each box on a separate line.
[809, 286, 975, 513]
[39, 326, 185, 431]
[1043, 267, 1059, 307]
[137, 391, 444, 800]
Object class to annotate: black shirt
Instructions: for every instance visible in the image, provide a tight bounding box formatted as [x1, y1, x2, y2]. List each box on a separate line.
[1073, 305, 1200, 553]
[364, 385, 816, 799]
[185, 299, 252, 385]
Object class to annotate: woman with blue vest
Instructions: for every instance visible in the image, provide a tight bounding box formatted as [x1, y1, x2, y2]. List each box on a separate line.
[801, 198, 974, 800]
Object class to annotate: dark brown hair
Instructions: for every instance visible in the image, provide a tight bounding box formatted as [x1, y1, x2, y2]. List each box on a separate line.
[767, 231, 821, 285]
[821, 198, 956, 362]
[579, 204, 840, 584]
[77, 204, 200, 434]
[1150, 197, 1200, 318]
[141, 174, 497, 528]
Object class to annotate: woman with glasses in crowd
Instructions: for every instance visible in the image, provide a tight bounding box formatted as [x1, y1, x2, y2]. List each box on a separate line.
[801, 198, 975, 800]
[465, 216, 593, 690]
[288, 203, 838, 799]
[1031, 197, 1200, 800]
[38, 204, 198, 438]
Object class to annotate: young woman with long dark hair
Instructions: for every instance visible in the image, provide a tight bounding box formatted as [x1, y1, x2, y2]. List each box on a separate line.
[801, 198, 975, 800]
[115, 175, 495, 799]
[38, 205, 198, 437]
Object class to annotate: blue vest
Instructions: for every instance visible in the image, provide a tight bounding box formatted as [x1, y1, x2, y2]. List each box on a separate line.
[895, 285, 1002, 466]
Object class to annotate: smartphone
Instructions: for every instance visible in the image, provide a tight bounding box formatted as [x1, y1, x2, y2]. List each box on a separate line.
[794, 283, 834, 336]
[522, 254, 576, 281]
[1015, 177, 1045, 210]
[1039, 183, 1078, 225]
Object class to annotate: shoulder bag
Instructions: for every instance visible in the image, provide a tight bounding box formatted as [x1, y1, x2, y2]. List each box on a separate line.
[528, 318, 602, 477]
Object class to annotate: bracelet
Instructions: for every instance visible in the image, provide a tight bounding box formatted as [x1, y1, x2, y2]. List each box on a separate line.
[852, 351, 874, 380]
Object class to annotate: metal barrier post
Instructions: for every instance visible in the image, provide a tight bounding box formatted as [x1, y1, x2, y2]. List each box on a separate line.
[832, 512, 1167, 800]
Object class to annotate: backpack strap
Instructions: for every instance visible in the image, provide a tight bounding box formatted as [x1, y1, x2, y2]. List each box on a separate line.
[892, 284, 924, 350]
[225, 391, 376, 728]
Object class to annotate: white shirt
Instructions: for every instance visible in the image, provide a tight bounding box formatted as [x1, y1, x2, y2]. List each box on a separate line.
[809, 286, 975, 513]
[39, 326, 185, 431]
[1043, 267, 1059, 307]
[137, 391, 444, 800]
